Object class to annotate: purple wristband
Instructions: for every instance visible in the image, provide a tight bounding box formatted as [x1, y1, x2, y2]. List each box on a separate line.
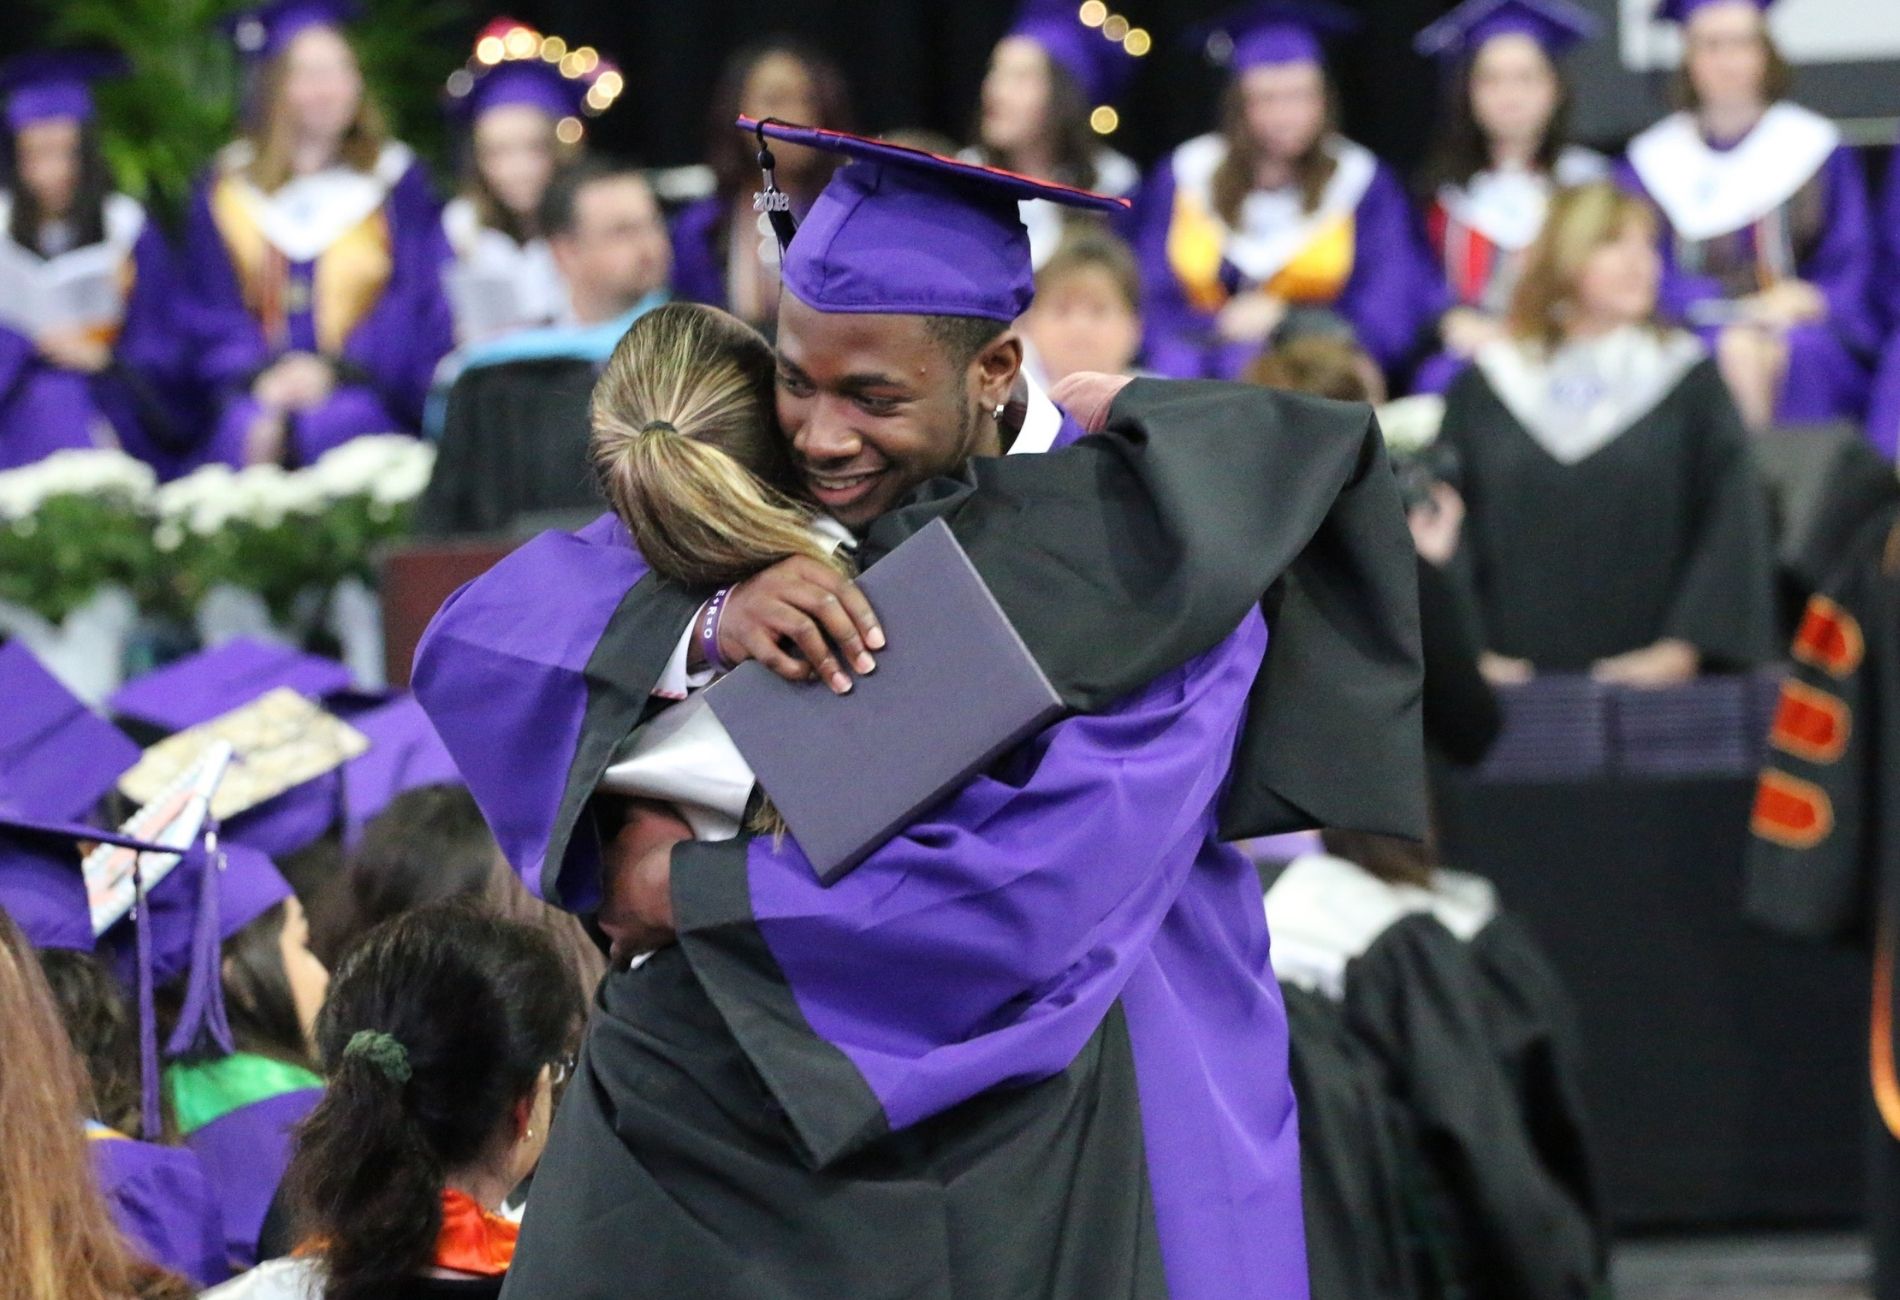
[699, 586, 733, 674]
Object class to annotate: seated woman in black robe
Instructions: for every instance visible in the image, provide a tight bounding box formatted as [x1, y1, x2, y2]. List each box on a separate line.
[1441, 181, 1775, 685]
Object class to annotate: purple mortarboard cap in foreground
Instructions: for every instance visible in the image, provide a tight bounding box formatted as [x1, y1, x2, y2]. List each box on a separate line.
[109, 639, 357, 735]
[1415, 0, 1600, 60]
[1008, 0, 1144, 107]
[0, 50, 128, 131]
[0, 641, 141, 824]
[743, 116, 1127, 323]
[1197, 1, 1360, 72]
[340, 694, 460, 847]
[0, 815, 167, 953]
[1653, 0, 1771, 22]
[221, 0, 361, 63]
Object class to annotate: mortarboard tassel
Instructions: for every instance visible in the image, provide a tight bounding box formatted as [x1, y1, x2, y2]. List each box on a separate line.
[753, 117, 800, 256]
[164, 831, 234, 1061]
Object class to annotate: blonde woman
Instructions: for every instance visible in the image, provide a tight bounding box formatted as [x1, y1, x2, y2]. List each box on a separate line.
[182, 0, 452, 468]
[1439, 182, 1774, 685]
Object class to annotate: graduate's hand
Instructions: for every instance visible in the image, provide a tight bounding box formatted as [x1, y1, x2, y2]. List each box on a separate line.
[1744, 280, 1826, 328]
[1407, 484, 1465, 568]
[599, 799, 694, 962]
[35, 327, 110, 373]
[1215, 291, 1287, 345]
[1590, 638, 1699, 688]
[1440, 308, 1504, 358]
[1479, 651, 1534, 686]
[1049, 371, 1134, 434]
[717, 557, 883, 695]
[254, 353, 337, 412]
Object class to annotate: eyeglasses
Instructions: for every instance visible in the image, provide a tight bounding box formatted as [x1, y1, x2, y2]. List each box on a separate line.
[551, 1051, 578, 1090]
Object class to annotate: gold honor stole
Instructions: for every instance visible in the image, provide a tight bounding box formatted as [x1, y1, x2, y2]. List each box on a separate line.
[211, 174, 394, 357]
[1164, 133, 1370, 313]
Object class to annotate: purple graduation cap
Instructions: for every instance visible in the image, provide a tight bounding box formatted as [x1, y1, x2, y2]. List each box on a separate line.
[0, 812, 185, 1137]
[220, 0, 361, 63]
[0, 50, 128, 132]
[338, 693, 460, 848]
[0, 642, 142, 825]
[1007, 0, 1145, 107]
[1654, 0, 1771, 22]
[109, 640, 361, 856]
[1198, 0, 1361, 72]
[1415, 0, 1601, 61]
[444, 17, 622, 128]
[742, 116, 1128, 323]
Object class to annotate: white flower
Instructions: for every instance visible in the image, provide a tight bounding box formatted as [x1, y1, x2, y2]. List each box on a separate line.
[1375, 395, 1446, 456]
[156, 465, 237, 525]
[366, 444, 436, 507]
[307, 434, 425, 500]
[0, 449, 154, 519]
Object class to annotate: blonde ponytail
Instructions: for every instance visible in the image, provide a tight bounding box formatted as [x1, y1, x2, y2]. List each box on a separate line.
[591, 303, 846, 589]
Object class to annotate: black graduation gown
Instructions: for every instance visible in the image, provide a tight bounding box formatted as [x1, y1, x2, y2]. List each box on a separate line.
[1282, 982, 1427, 1300]
[414, 356, 603, 538]
[1441, 356, 1775, 672]
[1746, 503, 1900, 1299]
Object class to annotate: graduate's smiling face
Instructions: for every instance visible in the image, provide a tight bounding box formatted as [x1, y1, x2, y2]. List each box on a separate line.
[774, 294, 1022, 529]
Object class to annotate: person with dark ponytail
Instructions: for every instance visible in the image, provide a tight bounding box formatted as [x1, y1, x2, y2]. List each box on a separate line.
[206, 903, 579, 1300]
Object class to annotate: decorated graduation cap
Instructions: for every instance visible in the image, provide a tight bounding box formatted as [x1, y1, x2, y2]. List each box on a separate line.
[0, 813, 167, 954]
[1007, 0, 1151, 113]
[444, 16, 622, 142]
[1654, 0, 1771, 22]
[1197, 0, 1361, 72]
[221, 0, 361, 62]
[109, 640, 367, 857]
[0, 50, 128, 132]
[0, 641, 141, 825]
[742, 116, 1128, 323]
[1415, 0, 1601, 61]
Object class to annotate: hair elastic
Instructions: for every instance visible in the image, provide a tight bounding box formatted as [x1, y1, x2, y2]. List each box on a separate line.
[344, 1029, 413, 1085]
[640, 419, 678, 436]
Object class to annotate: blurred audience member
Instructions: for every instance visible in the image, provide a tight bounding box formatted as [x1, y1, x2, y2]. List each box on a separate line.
[964, 0, 1141, 268]
[210, 904, 580, 1300]
[1412, 0, 1607, 393]
[1620, 0, 1876, 431]
[1019, 231, 1143, 386]
[181, 2, 453, 466]
[0, 52, 195, 475]
[1442, 182, 1774, 686]
[1136, 4, 1439, 382]
[417, 159, 670, 536]
[670, 40, 851, 329]
[0, 904, 193, 1300]
[439, 20, 621, 345]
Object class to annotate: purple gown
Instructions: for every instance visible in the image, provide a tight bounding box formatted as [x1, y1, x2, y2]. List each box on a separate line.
[1134, 141, 1443, 382]
[89, 1125, 229, 1287]
[1866, 140, 1900, 459]
[181, 148, 454, 468]
[0, 220, 194, 474]
[184, 1088, 323, 1271]
[1618, 141, 1878, 427]
[667, 194, 729, 312]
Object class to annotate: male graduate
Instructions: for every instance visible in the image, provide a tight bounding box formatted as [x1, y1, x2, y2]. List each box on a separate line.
[415, 121, 1425, 1299]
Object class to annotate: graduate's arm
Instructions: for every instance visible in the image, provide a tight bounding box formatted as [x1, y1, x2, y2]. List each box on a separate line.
[411, 520, 699, 911]
[1798, 148, 1881, 351]
[336, 163, 455, 427]
[1659, 360, 1777, 670]
[874, 376, 1425, 840]
[668, 616, 1266, 1170]
[177, 180, 271, 393]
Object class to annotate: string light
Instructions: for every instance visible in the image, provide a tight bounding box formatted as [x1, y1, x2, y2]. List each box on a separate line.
[475, 35, 505, 64]
[555, 116, 584, 144]
[1078, 1, 1108, 28]
[503, 26, 538, 58]
[445, 68, 473, 97]
[594, 69, 624, 98]
[540, 35, 567, 62]
[573, 46, 600, 74]
[1123, 27, 1151, 55]
[559, 51, 587, 77]
[1102, 13, 1130, 41]
[1089, 105, 1120, 134]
